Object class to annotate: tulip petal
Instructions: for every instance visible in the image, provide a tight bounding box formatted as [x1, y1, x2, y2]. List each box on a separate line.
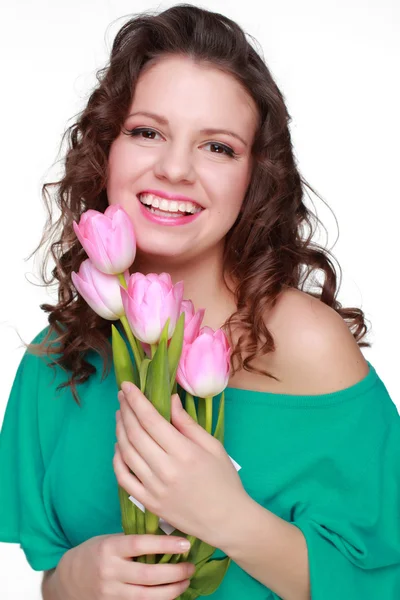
[121, 273, 185, 345]
[178, 328, 231, 398]
[145, 281, 164, 316]
[106, 208, 136, 272]
[181, 299, 195, 317]
[184, 307, 205, 343]
[186, 335, 216, 388]
[85, 218, 115, 273]
[72, 220, 86, 250]
[72, 270, 119, 320]
[87, 264, 125, 317]
[73, 207, 137, 275]
[176, 345, 196, 395]
[104, 204, 121, 219]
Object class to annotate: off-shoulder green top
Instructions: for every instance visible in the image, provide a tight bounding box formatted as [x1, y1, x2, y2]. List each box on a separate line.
[1, 326, 400, 598]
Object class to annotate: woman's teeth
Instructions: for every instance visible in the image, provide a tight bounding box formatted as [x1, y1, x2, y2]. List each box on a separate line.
[138, 193, 202, 216]
[146, 206, 186, 218]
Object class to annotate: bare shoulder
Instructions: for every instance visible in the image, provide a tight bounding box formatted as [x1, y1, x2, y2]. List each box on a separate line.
[263, 288, 370, 395]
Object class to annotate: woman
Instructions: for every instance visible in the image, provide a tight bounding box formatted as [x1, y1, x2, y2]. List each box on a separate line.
[1, 4, 399, 599]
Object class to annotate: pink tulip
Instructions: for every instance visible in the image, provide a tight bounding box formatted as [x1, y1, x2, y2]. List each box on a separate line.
[141, 298, 204, 356]
[71, 259, 129, 320]
[180, 300, 205, 343]
[177, 326, 231, 397]
[73, 205, 136, 275]
[121, 272, 184, 344]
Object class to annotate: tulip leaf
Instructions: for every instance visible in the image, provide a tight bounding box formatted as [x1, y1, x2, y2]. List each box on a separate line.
[144, 329, 171, 422]
[139, 358, 151, 393]
[167, 311, 185, 391]
[188, 556, 231, 596]
[160, 317, 170, 345]
[179, 588, 199, 600]
[177, 555, 231, 598]
[188, 538, 217, 568]
[160, 535, 231, 598]
[213, 391, 225, 444]
[112, 324, 139, 389]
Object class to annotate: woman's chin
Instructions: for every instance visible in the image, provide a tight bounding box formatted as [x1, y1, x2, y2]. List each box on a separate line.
[134, 243, 191, 264]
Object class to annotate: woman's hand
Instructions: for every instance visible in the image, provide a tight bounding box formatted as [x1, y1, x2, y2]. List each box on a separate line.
[52, 533, 195, 600]
[114, 382, 249, 549]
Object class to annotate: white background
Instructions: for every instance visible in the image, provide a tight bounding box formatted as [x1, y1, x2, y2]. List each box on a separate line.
[1, 0, 399, 597]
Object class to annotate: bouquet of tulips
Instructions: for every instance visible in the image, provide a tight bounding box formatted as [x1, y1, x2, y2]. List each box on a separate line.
[71, 205, 237, 598]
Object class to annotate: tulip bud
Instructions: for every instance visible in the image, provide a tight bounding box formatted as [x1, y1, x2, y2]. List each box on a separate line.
[180, 300, 205, 344]
[176, 326, 231, 398]
[73, 205, 136, 275]
[72, 259, 129, 320]
[121, 272, 184, 344]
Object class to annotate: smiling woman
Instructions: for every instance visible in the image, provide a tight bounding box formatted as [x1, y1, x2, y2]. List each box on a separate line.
[1, 3, 400, 600]
[106, 53, 257, 262]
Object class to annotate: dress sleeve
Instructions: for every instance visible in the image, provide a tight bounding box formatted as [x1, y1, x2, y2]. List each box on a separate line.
[0, 330, 72, 571]
[290, 380, 400, 598]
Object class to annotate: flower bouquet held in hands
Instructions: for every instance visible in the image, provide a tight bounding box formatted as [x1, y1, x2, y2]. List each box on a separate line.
[72, 205, 241, 598]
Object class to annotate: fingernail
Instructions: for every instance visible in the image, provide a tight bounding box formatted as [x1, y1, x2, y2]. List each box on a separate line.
[178, 539, 191, 550]
[121, 381, 132, 394]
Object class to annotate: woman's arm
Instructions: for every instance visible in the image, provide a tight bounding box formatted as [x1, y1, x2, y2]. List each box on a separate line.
[42, 567, 63, 600]
[218, 495, 310, 600]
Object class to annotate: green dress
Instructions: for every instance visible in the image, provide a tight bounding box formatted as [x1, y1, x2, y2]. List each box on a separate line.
[1, 326, 400, 598]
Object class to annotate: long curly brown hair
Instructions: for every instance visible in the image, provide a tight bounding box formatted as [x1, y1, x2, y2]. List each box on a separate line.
[23, 3, 370, 406]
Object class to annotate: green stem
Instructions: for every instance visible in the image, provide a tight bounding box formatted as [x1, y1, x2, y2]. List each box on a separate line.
[136, 507, 147, 563]
[117, 272, 144, 367]
[185, 392, 198, 423]
[205, 396, 213, 434]
[120, 315, 142, 370]
[145, 345, 159, 563]
[117, 272, 129, 289]
[118, 484, 137, 535]
[145, 508, 159, 564]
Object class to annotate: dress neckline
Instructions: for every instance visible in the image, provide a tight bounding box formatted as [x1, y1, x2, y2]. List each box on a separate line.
[223, 361, 380, 407]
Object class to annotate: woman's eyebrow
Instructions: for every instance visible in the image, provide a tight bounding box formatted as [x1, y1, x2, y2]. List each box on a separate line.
[127, 110, 248, 147]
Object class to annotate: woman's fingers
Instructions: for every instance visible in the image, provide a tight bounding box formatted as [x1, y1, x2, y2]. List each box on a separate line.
[118, 559, 195, 586]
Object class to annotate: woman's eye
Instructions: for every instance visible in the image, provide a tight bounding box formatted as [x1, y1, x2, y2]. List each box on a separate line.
[128, 128, 160, 140]
[203, 142, 236, 158]
[127, 128, 236, 158]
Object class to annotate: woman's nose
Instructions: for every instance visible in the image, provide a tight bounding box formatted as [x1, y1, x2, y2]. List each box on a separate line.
[153, 143, 196, 183]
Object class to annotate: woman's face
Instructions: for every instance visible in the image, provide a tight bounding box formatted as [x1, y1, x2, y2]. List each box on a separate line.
[107, 54, 258, 263]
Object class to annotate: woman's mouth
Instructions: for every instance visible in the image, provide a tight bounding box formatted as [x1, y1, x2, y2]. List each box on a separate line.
[137, 194, 204, 226]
